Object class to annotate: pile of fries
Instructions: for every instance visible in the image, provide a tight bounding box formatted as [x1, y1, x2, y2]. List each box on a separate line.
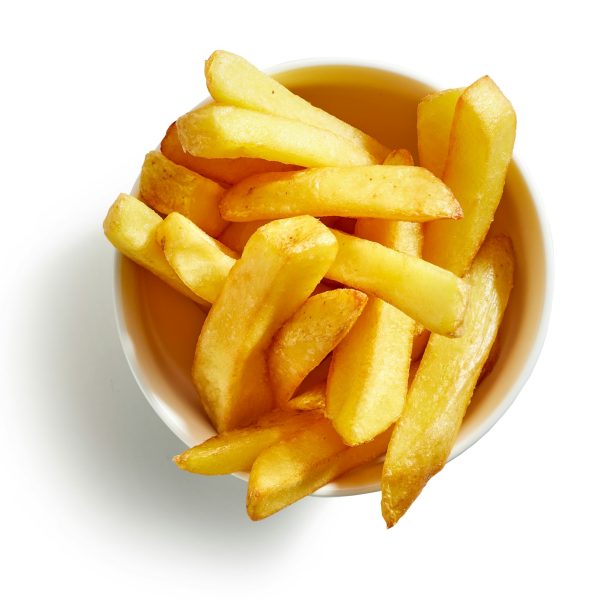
[103, 50, 516, 527]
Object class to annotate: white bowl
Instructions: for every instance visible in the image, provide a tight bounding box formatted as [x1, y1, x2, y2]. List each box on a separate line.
[113, 60, 553, 496]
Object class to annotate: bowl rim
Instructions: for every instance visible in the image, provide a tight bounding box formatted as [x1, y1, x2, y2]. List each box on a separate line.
[112, 57, 554, 497]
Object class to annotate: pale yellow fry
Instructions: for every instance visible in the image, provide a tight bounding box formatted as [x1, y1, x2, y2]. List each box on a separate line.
[268, 289, 367, 407]
[172, 410, 322, 475]
[103, 194, 207, 307]
[381, 236, 514, 528]
[177, 104, 377, 168]
[417, 88, 464, 177]
[156, 212, 238, 305]
[326, 230, 469, 337]
[247, 419, 392, 520]
[220, 165, 462, 222]
[424, 77, 516, 276]
[138, 151, 227, 237]
[206, 50, 389, 162]
[161, 121, 297, 185]
[288, 383, 326, 411]
[193, 216, 338, 432]
[218, 220, 270, 254]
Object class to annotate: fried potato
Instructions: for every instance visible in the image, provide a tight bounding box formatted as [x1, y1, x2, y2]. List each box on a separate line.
[193, 216, 338, 432]
[381, 236, 514, 527]
[138, 151, 227, 238]
[424, 77, 516, 276]
[156, 212, 238, 304]
[220, 166, 462, 222]
[173, 409, 322, 475]
[103, 194, 207, 307]
[160, 122, 296, 185]
[326, 230, 469, 337]
[328, 148, 421, 445]
[247, 419, 392, 520]
[287, 382, 326, 411]
[268, 289, 368, 407]
[327, 299, 414, 445]
[206, 50, 389, 163]
[218, 220, 270, 254]
[177, 104, 377, 168]
[417, 88, 464, 177]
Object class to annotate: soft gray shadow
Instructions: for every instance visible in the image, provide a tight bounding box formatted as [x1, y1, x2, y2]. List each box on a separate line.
[23, 229, 314, 560]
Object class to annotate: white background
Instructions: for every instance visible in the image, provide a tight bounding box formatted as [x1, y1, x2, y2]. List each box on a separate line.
[1, 1, 598, 598]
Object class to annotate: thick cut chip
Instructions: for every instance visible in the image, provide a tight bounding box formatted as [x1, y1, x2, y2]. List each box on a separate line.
[138, 151, 227, 237]
[327, 299, 414, 445]
[247, 419, 392, 520]
[329, 148, 421, 444]
[160, 122, 296, 185]
[205, 50, 389, 162]
[103, 194, 207, 307]
[193, 216, 338, 432]
[156, 212, 238, 304]
[177, 104, 377, 168]
[172, 410, 322, 475]
[381, 236, 514, 527]
[417, 88, 464, 177]
[288, 383, 326, 411]
[326, 230, 469, 337]
[219, 220, 270, 254]
[424, 77, 516, 276]
[220, 166, 462, 222]
[268, 289, 368, 407]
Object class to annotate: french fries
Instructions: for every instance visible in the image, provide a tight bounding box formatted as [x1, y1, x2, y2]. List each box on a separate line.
[268, 289, 368, 407]
[160, 122, 297, 185]
[206, 50, 389, 163]
[104, 51, 519, 527]
[173, 409, 322, 475]
[177, 104, 377, 168]
[326, 229, 469, 337]
[328, 149, 421, 445]
[139, 151, 227, 237]
[192, 216, 338, 432]
[247, 419, 392, 520]
[103, 194, 207, 307]
[156, 212, 238, 304]
[417, 88, 464, 177]
[424, 77, 517, 276]
[381, 236, 514, 527]
[220, 166, 462, 222]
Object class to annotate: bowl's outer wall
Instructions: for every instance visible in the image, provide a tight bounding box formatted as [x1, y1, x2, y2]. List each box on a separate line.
[114, 63, 552, 496]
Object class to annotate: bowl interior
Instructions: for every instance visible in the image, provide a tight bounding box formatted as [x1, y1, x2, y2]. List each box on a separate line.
[115, 63, 550, 496]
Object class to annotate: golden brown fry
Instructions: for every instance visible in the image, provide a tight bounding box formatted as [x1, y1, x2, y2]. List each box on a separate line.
[138, 151, 227, 237]
[193, 216, 338, 432]
[411, 329, 431, 361]
[206, 50, 389, 162]
[247, 419, 392, 520]
[156, 212, 238, 304]
[172, 410, 322, 475]
[160, 121, 297, 185]
[220, 166, 462, 222]
[177, 104, 377, 168]
[326, 230, 469, 337]
[103, 194, 207, 307]
[424, 77, 517, 276]
[268, 289, 367, 407]
[381, 236, 514, 527]
[417, 88, 464, 177]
